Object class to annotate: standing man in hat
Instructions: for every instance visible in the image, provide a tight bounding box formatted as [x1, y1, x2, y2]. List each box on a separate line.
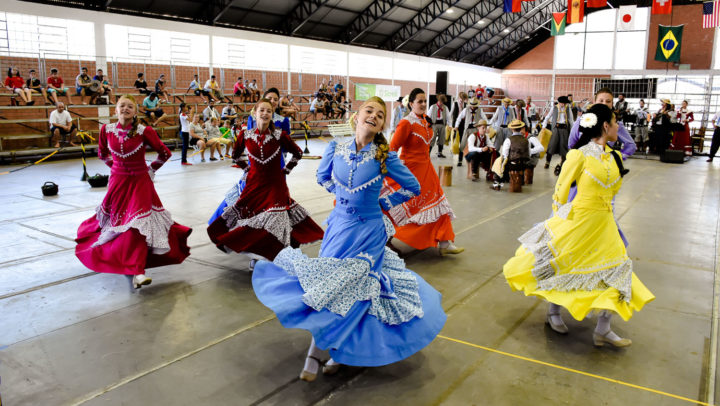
[428, 94, 451, 158]
[390, 96, 408, 137]
[542, 95, 574, 175]
[490, 97, 516, 152]
[454, 97, 488, 166]
[492, 119, 543, 192]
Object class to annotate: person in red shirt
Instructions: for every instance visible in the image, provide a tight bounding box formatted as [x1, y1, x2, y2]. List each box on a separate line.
[4, 68, 33, 105]
[46, 68, 74, 105]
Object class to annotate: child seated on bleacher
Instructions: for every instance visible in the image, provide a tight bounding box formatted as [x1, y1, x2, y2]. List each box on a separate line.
[47, 68, 74, 105]
[4, 68, 34, 105]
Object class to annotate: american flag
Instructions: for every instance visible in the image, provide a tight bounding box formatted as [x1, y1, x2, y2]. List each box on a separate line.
[704, 1, 720, 29]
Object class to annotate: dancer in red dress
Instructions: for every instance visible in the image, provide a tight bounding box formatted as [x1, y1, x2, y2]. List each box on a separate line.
[76, 95, 192, 289]
[674, 100, 694, 154]
[207, 98, 323, 266]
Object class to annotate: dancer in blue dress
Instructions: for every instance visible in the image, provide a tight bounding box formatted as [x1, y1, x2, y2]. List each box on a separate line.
[209, 87, 291, 225]
[252, 97, 447, 381]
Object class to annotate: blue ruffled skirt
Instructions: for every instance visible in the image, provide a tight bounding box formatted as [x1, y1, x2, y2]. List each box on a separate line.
[253, 247, 446, 367]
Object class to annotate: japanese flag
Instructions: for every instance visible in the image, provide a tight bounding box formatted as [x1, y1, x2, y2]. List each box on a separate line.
[617, 5, 637, 31]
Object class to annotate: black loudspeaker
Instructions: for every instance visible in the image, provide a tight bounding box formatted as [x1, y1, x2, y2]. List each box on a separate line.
[436, 71, 448, 96]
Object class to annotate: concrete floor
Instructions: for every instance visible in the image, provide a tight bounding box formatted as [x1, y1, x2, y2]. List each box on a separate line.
[1, 139, 718, 406]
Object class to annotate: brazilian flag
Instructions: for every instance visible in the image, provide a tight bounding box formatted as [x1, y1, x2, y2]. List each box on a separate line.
[655, 25, 683, 63]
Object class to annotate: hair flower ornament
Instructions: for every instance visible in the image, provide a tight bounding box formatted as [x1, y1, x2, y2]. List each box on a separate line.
[580, 113, 597, 128]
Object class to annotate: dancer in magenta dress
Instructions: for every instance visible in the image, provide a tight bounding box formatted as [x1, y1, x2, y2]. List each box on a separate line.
[207, 98, 324, 264]
[76, 95, 192, 289]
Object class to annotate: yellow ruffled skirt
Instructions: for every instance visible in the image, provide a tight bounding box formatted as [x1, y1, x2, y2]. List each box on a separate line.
[503, 206, 655, 321]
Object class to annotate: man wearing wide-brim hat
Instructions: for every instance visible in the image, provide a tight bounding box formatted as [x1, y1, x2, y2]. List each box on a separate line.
[492, 119, 544, 192]
[541, 95, 574, 176]
[453, 97, 488, 166]
[489, 97, 516, 153]
[464, 119, 493, 181]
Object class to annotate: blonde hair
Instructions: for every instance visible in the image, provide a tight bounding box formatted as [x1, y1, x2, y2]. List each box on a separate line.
[351, 96, 390, 173]
[117, 94, 140, 137]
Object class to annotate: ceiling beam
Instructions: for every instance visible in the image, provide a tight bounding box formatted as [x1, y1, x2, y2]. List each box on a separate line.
[212, 0, 236, 24]
[421, 0, 502, 57]
[475, 0, 565, 66]
[450, 0, 552, 62]
[381, 0, 461, 52]
[344, 0, 402, 44]
[285, 0, 329, 36]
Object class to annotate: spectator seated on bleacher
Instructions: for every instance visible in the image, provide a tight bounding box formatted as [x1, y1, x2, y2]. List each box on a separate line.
[204, 117, 230, 161]
[203, 100, 220, 122]
[93, 69, 113, 102]
[279, 94, 298, 120]
[155, 74, 170, 103]
[134, 73, 151, 95]
[205, 75, 231, 104]
[188, 113, 208, 162]
[186, 74, 210, 102]
[141, 92, 173, 127]
[46, 68, 74, 105]
[233, 77, 249, 103]
[26, 69, 50, 105]
[248, 79, 261, 102]
[49, 102, 77, 147]
[5, 67, 34, 105]
[221, 102, 237, 125]
[334, 82, 343, 94]
[308, 93, 321, 120]
[75, 67, 98, 105]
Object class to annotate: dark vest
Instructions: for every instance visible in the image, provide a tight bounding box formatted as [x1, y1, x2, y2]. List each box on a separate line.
[508, 135, 529, 162]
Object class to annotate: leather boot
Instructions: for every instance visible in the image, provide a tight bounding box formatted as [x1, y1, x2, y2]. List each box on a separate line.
[509, 171, 522, 193]
[524, 168, 533, 185]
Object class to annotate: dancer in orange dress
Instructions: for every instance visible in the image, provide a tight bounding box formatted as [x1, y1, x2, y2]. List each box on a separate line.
[382, 88, 463, 255]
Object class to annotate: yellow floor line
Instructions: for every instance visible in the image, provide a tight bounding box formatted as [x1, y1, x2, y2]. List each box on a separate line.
[438, 335, 711, 406]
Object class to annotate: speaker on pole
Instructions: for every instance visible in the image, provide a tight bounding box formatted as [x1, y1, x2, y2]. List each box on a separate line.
[436, 71, 448, 96]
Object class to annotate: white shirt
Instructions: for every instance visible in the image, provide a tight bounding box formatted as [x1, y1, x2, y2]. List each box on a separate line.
[203, 106, 219, 121]
[49, 109, 72, 126]
[222, 106, 236, 117]
[714, 111, 720, 127]
[203, 80, 216, 91]
[467, 133, 489, 153]
[179, 113, 190, 132]
[455, 106, 488, 129]
[500, 133, 544, 158]
[248, 82, 257, 89]
[310, 98, 318, 110]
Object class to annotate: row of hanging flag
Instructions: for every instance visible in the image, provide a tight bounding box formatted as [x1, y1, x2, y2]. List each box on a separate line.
[503, 0, 675, 17]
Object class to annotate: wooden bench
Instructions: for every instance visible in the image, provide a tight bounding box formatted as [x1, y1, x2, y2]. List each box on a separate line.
[328, 123, 353, 138]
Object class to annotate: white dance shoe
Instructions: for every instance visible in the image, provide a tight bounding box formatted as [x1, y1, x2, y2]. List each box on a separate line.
[593, 331, 632, 347]
[132, 274, 152, 289]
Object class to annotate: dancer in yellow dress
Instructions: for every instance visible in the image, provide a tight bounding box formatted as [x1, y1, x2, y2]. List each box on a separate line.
[503, 104, 654, 347]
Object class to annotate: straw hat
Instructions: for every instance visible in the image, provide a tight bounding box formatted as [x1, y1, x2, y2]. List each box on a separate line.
[475, 119, 488, 127]
[468, 97, 479, 107]
[502, 97, 512, 104]
[661, 98, 671, 104]
[508, 119, 526, 130]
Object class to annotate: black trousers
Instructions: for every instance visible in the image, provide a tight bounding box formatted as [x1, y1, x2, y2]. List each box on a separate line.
[710, 127, 720, 158]
[181, 131, 189, 163]
[495, 160, 526, 183]
[465, 150, 491, 173]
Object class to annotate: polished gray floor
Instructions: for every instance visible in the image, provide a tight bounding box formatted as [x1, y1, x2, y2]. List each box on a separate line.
[0, 141, 718, 406]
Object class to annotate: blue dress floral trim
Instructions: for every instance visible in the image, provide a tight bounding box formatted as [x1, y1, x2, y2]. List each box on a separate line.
[252, 138, 447, 367]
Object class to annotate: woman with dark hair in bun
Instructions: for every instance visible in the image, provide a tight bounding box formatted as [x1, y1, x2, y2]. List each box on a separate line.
[208, 87, 291, 225]
[503, 103, 654, 348]
[383, 87, 463, 255]
[252, 96, 446, 381]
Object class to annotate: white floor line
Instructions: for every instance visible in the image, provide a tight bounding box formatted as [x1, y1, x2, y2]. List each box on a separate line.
[68, 314, 276, 405]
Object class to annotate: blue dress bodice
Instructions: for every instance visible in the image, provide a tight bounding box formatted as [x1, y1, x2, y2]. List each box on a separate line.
[317, 139, 420, 224]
